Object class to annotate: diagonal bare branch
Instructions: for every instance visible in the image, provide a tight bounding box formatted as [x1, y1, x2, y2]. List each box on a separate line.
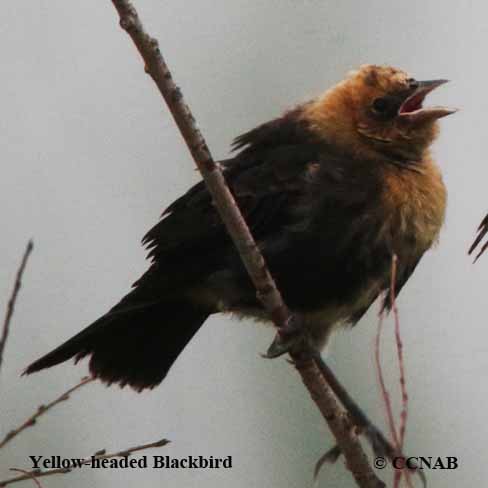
[0, 377, 95, 450]
[7, 470, 43, 488]
[108, 2, 384, 486]
[469, 213, 488, 261]
[0, 241, 34, 375]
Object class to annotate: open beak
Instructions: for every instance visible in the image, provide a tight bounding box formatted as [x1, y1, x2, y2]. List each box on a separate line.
[398, 79, 457, 124]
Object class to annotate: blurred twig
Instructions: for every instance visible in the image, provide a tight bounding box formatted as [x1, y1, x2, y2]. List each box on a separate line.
[390, 256, 413, 488]
[390, 256, 409, 451]
[0, 376, 94, 450]
[469, 213, 488, 261]
[375, 263, 400, 450]
[108, 1, 384, 487]
[0, 241, 34, 374]
[0, 438, 169, 487]
[7, 470, 42, 488]
[375, 255, 414, 488]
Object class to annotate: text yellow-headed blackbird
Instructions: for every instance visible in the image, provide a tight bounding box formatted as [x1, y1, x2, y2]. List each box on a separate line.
[25, 65, 455, 391]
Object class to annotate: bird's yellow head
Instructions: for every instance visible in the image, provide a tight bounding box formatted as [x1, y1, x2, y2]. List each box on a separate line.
[305, 64, 456, 161]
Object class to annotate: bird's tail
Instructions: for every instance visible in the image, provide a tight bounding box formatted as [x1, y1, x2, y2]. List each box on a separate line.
[23, 296, 210, 392]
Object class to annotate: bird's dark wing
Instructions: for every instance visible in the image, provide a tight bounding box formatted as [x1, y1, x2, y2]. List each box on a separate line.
[132, 110, 322, 297]
[141, 144, 320, 261]
[232, 105, 313, 153]
[350, 253, 424, 324]
[469, 213, 488, 261]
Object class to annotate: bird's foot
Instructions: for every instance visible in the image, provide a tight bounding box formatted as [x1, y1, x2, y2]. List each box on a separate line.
[361, 423, 397, 460]
[308, 353, 426, 486]
[263, 315, 308, 358]
[318, 429, 425, 487]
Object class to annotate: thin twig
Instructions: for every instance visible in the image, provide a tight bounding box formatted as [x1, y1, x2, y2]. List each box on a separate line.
[0, 241, 34, 374]
[375, 306, 400, 449]
[0, 438, 169, 487]
[468, 212, 488, 261]
[8, 470, 42, 488]
[375, 256, 414, 488]
[389, 255, 408, 450]
[109, 1, 383, 486]
[0, 376, 94, 450]
[389, 255, 413, 488]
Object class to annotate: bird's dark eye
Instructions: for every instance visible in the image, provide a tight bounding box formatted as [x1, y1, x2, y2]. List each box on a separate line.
[370, 95, 401, 120]
[372, 97, 390, 113]
[407, 78, 419, 89]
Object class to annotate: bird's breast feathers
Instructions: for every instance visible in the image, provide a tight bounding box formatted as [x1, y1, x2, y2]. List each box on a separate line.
[379, 155, 446, 255]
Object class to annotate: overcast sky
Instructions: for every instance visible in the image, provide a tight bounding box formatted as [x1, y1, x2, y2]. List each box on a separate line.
[1, 1, 486, 487]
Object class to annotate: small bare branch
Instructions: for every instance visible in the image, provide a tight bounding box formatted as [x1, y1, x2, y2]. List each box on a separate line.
[389, 256, 409, 451]
[0, 438, 169, 487]
[375, 307, 399, 449]
[0, 377, 94, 450]
[0, 241, 34, 374]
[389, 255, 413, 488]
[376, 255, 414, 488]
[7, 470, 42, 488]
[469, 213, 488, 261]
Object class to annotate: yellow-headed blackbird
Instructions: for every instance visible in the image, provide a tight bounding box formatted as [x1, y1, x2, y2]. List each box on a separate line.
[25, 65, 455, 391]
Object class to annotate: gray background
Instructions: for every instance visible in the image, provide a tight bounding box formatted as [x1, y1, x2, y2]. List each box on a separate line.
[1, 1, 485, 487]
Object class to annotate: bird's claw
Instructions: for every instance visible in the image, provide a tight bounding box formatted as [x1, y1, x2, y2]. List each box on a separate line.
[362, 424, 395, 459]
[264, 331, 303, 358]
[263, 315, 308, 358]
[318, 427, 427, 488]
[313, 445, 342, 481]
[362, 426, 426, 487]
